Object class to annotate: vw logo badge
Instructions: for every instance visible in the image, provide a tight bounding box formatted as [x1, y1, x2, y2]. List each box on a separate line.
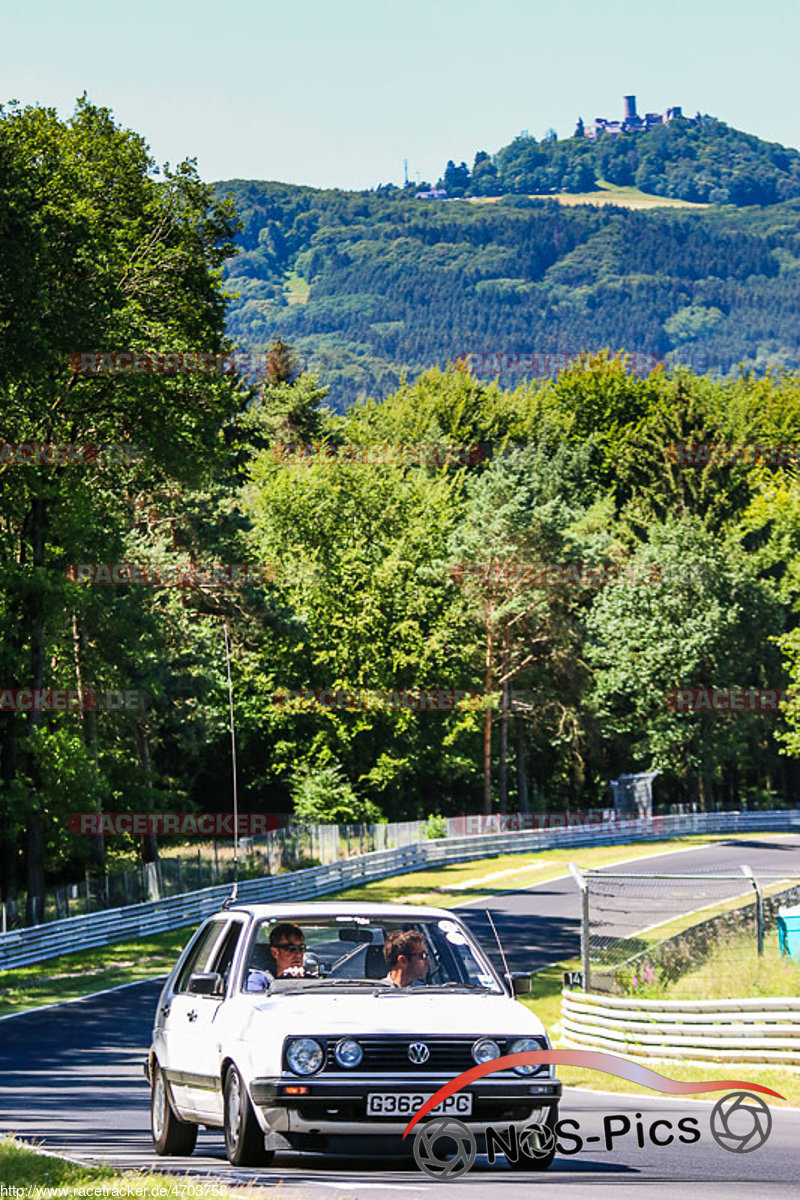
[408, 1042, 430, 1065]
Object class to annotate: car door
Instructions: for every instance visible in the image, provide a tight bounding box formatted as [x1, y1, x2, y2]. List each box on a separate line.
[161, 917, 245, 1122]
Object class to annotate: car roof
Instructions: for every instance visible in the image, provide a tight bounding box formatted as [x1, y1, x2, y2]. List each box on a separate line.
[214, 900, 463, 921]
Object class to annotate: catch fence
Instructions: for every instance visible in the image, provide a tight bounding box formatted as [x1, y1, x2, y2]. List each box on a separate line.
[571, 864, 800, 989]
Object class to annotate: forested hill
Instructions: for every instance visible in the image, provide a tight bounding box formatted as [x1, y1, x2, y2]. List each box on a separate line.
[435, 117, 800, 206]
[217, 179, 800, 410]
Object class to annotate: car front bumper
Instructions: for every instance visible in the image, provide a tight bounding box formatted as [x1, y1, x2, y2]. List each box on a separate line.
[249, 1074, 562, 1139]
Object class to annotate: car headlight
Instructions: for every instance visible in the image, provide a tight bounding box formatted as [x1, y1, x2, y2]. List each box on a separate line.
[472, 1038, 501, 1065]
[334, 1038, 363, 1068]
[286, 1037, 324, 1075]
[509, 1037, 544, 1074]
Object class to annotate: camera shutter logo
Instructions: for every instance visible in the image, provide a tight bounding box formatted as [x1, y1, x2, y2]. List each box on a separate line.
[710, 1091, 772, 1153]
[408, 1042, 430, 1065]
[518, 1121, 557, 1159]
[412, 1117, 476, 1179]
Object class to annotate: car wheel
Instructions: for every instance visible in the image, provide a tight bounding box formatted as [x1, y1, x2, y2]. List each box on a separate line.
[224, 1065, 274, 1167]
[509, 1106, 559, 1171]
[151, 1062, 198, 1156]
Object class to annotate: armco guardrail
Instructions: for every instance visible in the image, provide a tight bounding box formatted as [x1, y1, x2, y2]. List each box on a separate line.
[561, 988, 800, 1066]
[1, 809, 798, 970]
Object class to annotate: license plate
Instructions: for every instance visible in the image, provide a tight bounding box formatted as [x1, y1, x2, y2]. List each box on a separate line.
[366, 1092, 472, 1117]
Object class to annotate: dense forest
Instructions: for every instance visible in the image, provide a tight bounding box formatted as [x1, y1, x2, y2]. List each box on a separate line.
[218, 179, 800, 409]
[434, 116, 800, 206]
[3, 99, 800, 917]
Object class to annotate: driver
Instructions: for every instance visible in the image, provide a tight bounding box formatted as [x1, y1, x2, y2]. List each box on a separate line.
[246, 922, 308, 990]
[380, 929, 430, 987]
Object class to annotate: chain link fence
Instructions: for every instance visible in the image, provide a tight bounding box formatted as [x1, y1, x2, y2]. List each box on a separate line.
[571, 864, 800, 990]
[1, 818, 431, 930]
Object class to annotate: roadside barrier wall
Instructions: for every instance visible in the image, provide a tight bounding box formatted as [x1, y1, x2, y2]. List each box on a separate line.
[561, 988, 800, 1067]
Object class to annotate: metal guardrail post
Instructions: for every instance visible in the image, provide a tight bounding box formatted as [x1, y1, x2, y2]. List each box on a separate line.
[741, 865, 764, 956]
[568, 861, 590, 989]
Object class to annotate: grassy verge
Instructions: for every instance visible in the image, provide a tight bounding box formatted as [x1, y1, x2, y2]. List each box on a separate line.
[627, 931, 800, 1001]
[0, 928, 195, 1017]
[0, 1138, 248, 1197]
[330, 832, 786, 907]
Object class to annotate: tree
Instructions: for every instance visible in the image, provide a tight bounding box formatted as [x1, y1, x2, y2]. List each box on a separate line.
[585, 517, 785, 806]
[291, 762, 381, 824]
[447, 437, 603, 812]
[442, 160, 471, 197]
[0, 97, 242, 918]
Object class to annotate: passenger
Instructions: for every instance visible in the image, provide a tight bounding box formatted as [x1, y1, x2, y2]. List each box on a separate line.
[380, 929, 430, 987]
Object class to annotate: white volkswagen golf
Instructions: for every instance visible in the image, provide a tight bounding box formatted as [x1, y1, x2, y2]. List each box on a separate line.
[146, 901, 561, 1166]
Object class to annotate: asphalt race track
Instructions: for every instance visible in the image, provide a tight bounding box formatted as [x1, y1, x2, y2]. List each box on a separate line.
[1, 836, 799, 1199]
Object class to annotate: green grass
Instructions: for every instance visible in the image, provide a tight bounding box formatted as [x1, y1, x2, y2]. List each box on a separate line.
[0, 927, 195, 1016]
[469, 183, 707, 210]
[629, 931, 800, 1001]
[0, 1138, 245, 1197]
[284, 269, 310, 304]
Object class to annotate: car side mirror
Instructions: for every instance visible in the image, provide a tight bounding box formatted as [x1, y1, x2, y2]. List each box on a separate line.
[187, 971, 223, 995]
[506, 971, 532, 996]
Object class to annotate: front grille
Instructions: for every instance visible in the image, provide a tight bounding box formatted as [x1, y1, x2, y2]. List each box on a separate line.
[322, 1036, 548, 1074]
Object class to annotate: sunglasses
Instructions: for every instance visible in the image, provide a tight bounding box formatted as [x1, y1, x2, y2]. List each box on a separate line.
[410, 951, 430, 960]
[275, 943, 306, 952]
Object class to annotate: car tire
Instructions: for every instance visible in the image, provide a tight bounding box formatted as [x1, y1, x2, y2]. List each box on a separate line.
[151, 1062, 198, 1156]
[509, 1106, 559, 1171]
[224, 1065, 275, 1167]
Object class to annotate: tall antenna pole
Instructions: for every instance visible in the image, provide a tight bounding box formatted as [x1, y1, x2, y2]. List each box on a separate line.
[223, 622, 239, 906]
[403, 158, 409, 187]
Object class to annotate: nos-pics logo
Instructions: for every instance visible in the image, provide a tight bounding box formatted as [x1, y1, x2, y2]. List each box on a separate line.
[402, 1050, 782, 1180]
[413, 1092, 773, 1179]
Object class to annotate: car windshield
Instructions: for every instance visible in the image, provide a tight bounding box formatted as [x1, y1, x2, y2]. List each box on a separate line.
[241, 915, 503, 993]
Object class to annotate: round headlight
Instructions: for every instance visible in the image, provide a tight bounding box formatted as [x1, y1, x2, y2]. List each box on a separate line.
[472, 1038, 501, 1065]
[334, 1038, 363, 1068]
[509, 1037, 543, 1074]
[286, 1037, 324, 1076]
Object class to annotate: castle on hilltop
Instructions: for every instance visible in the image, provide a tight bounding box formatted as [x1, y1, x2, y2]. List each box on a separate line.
[576, 95, 684, 140]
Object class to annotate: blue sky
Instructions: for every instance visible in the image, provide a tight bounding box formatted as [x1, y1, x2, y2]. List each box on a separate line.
[2, 0, 798, 190]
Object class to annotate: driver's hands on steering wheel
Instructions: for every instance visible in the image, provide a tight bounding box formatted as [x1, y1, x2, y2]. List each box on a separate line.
[277, 965, 306, 978]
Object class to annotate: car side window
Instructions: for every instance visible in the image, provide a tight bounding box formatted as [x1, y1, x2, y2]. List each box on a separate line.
[209, 919, 245, 993]
[174, 920, 226, 993]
